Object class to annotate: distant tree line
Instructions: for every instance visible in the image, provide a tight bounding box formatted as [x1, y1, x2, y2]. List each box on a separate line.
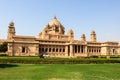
[0, 42, 7, 52]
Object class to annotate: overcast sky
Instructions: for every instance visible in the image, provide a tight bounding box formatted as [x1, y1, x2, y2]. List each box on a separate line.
[0, 0, 120, 42]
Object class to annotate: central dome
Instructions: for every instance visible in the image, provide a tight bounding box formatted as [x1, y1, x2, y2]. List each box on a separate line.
[42, 16, 65, 35]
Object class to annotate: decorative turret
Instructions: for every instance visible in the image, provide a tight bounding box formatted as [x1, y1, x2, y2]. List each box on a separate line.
[68, 29, 74, 36]
[81, 34, 86, 42]
[7, 21, 16, 40]
[67, 29, 74, 41]
[90, 30, 96, 42]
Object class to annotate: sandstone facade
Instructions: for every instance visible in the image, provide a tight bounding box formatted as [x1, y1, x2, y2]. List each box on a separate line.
[7, 17, 120, 57]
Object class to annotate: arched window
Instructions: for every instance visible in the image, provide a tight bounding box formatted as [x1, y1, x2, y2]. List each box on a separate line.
[42, 48, 44, 52]
[39, 48, 41, 52]
[49, 48, 51, 52]
[45, 48, 48, 52]
[89, 49, 91, 52]
[56, 48, 58, 52]
[63, 48, 65, 52]
[22, 47, 25, 53]
[75, 45, 77, 53]
[53, 48, 55, 52]
[55, 27, 59, 32]
[60, 49, 62, 52]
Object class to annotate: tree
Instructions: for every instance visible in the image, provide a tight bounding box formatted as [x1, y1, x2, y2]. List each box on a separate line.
[0, 42, 8, 52]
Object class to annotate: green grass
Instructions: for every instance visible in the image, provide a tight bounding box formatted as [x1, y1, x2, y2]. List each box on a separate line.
[0, 64, 120, 80]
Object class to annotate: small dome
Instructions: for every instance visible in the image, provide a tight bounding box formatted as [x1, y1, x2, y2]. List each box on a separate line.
[68, 29, 74, 35]
[81, 34, 86, 41]
[68, 29, 73, 33]
[9, 21, 14, 26]
[91, 30, 96, 34]
[81, 34, 85, 38]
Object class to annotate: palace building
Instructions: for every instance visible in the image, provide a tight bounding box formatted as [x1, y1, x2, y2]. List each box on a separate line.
[7, 16, 120, 57]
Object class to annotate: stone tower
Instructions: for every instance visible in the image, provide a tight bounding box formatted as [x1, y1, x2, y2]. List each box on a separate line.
[90, 30, 96, 42]
[81, 34, 86, 42]
[67, 29, 74, 41]
[7, 22, 16, 40]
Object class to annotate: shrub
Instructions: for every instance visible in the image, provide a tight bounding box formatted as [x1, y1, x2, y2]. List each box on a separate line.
[0, 57, 120, 64]
[0, 42, 7, 52]
[0, 53, 8, 56]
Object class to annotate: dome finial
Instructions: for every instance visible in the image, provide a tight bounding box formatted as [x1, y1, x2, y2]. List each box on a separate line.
[9, 21, 14, 26]
[91, 30, 96, 34]
[54, 16, 57, 19]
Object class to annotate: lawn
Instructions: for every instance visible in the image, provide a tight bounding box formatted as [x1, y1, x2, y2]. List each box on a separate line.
[0, 64, 120, 80]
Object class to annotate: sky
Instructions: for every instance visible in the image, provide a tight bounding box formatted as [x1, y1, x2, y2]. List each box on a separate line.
[0, 0, 120, 42]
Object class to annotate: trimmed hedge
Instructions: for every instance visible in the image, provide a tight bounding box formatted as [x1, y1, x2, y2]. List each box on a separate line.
[0, 57, 120, 64]
[0, 53, 8, 56]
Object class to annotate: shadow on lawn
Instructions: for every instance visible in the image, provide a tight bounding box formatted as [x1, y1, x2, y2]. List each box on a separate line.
[0, 64, 18, 68]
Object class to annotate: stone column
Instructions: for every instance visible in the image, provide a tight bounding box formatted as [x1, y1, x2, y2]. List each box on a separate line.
[8, 43, 13, 56]
[12, 40, 15, 56]
[80, 45, 81, 53]
[85, 45, 88, 57]
[77, 45, 78, 53]
[83, 46, 85, 53]
[65, 45, 68, 57]
[70, 44, 73, 57]
[35, 44, 39, 56]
